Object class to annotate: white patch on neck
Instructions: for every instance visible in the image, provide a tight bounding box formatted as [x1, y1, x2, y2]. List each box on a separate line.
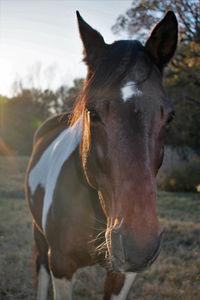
[111, 273, 136, 300]
[121, 81, 142, 102]
[28, 116, 82, 233]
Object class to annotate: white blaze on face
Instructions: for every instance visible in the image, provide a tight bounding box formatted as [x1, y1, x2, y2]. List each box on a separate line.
[121, 81, 142, 102]
[28, 116, 82, 233]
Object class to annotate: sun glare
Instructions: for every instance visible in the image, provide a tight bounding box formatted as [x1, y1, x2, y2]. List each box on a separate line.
[0, 58, 14, 96]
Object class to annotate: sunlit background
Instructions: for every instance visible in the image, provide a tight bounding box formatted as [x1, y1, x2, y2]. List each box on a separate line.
[0, 0, 133, 96]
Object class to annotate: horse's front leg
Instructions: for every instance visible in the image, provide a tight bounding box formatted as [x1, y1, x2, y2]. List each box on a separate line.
[33, 223, 50, 300]
[51, 272, 72, 300]
[49, 249, 74, 300]
[104, 271, 136, 300]
[37, 265, 50, 300]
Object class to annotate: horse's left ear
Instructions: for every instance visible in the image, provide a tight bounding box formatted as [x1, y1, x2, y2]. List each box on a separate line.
[76, 11, 108, 76]
[145, 11, 178, 71]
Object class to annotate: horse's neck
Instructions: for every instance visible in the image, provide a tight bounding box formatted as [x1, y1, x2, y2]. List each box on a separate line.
[73, 147, 106, 228]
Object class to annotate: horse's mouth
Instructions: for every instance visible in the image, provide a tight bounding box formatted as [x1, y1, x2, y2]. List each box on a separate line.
[107, 242, 162, 273]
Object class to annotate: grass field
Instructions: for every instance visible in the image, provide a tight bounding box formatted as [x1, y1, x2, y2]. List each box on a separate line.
[0, 156, 200, 299]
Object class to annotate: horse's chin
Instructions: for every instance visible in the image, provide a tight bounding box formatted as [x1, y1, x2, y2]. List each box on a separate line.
[109, 259, 148, 273]
[107, 250, 160, 273]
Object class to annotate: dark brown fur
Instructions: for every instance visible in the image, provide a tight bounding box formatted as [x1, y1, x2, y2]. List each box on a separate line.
[26, 11, 178, 299]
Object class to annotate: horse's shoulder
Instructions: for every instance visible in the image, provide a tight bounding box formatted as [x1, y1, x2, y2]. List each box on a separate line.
[33, 112, 70, 144]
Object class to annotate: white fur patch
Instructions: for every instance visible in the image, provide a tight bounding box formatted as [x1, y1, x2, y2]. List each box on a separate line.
[37, 265, 50, 300]
[121, 81, 142, 102]
[28, 116, 82, 233]
[111, 273, 136, 300]
[51, 271, 72, 300]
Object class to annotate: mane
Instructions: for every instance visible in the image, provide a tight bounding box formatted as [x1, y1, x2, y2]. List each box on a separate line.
[69, 40, 147, 126]
[34, 112, 70, 144]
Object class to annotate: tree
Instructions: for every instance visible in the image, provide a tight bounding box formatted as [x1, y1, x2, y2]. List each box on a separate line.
[112, 0, 200, 156]
[0, 89, 50, 155]
[0, 78, 84, 155]
[60, 78, 84, 112]
[112, 0, 200, 42]
[30, 78, 84, 114]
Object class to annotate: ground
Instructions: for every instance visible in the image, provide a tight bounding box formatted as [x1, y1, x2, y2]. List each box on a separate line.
[0, 156, 200, 299]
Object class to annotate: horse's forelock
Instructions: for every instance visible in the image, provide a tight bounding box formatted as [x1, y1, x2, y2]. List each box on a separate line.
[70, 40, 145, 127]
[88, 40, 144, 90]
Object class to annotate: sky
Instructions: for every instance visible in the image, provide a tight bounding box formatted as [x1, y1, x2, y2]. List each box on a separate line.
[0, 0, 133, 96]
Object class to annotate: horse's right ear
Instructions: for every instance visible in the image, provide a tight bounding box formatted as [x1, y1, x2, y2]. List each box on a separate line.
[145, 11, 178, 72]
[76, 11, 108, 76]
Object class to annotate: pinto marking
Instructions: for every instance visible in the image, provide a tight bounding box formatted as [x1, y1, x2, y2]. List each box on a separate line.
[111, 273, 136, 300]
[28, 116, 82, 233]
[26, 11, 178, 300]
[51, 271, 72, 300]
[121, 81, 142, 102]
[37, 265, 50, 300]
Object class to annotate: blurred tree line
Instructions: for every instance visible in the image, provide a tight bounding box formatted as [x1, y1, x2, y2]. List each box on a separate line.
[0, 79, 84, 155]
[0, 0, 199, 157]
[112, 0, 200, 157]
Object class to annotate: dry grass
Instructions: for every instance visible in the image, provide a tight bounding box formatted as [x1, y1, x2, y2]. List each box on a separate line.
[0, 156, 200, 299]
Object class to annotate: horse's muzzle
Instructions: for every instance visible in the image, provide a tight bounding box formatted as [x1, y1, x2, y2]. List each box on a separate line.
[109, 228, 164, 273]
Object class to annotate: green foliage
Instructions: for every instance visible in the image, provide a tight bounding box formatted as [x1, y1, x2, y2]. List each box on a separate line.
[165, 83, 200, 155]
[0, 78, 84, 155]
[112, 0, 199, 43]
[0, 89, 50, 155]
[61, 78, 84, 112]
[158, 159, 200, 192]
[112, 0, 200, 156]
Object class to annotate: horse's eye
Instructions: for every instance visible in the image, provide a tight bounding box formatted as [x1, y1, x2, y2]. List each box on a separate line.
[87, 108, 102, 123]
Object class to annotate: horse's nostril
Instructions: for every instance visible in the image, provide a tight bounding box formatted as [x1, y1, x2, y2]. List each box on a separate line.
[112, 228, 120, 234]
[110, 229, 126, 263]
[113, 218, 124, 233]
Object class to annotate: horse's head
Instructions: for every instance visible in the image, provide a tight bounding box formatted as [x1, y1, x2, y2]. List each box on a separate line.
[76, 11, 178, 272]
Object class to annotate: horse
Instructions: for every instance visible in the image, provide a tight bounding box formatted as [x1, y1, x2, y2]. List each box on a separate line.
[25, 10, 178, 300]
